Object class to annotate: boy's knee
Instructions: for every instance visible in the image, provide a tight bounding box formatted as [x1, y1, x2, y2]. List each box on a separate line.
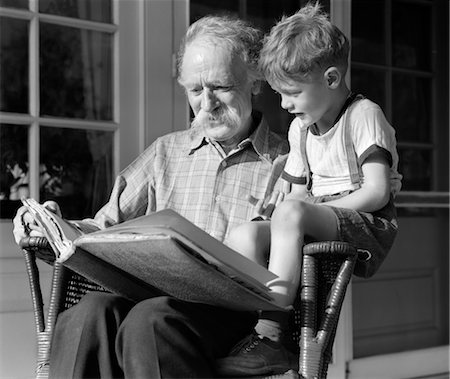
[273, 200, 309, 226]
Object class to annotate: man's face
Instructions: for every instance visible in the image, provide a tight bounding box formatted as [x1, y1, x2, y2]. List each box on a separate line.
[179, 40, 255, 144]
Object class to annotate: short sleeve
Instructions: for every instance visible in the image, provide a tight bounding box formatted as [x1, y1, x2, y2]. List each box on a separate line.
[350, 100, 398, 168]
[282, 119, 307, 184]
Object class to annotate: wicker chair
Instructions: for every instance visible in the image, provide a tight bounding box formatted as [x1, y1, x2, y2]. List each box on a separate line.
[20, 237, 358, 379]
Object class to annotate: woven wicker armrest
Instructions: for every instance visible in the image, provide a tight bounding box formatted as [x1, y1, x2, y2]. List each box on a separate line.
[20, 236, 106, 379]
[298, 241, 357, 379]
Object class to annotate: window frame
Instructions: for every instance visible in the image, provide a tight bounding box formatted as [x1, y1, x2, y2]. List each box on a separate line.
[0, 1, 120, 205]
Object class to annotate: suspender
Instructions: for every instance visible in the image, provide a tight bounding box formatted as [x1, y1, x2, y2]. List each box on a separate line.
[300, 93, 365, 193]
[299, 127, 312, 191]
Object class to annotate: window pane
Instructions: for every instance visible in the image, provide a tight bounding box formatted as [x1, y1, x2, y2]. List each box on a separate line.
[0, 17, 29, 113]
[190, 0, 239, 22]
[0, 0, 28, 9]
[247, 0, 303, 32]
[40, 23, 113, 120]
[392, 0, 431, 71]
[254, 82, 293, 136]
[397, 147, 432, 191]
[351, 0, 386, 65]
[350, 67, 386, 110]
[392, 74, 431, 143]
[0, 124, 29, 219]
[39, 0, 112, 23]
[40, 127, 113, 219]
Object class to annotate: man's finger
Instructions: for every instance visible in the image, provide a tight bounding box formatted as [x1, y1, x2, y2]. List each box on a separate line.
[247, 194, 259, 206]
[12, 206, 29, 244]
[43, 200, 62, 217]
[264, 191, 279, 208]
[275, 191, 284, 206]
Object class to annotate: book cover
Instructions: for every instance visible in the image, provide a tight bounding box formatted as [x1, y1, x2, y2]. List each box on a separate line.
[21, 198, 281, 311]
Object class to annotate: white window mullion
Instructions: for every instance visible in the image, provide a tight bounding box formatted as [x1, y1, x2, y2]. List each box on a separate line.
[113, 0, 120, 177]
[28, 5, 40, 199]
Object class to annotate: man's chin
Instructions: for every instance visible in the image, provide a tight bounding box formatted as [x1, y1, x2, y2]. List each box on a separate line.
[203, 124, 234, 140]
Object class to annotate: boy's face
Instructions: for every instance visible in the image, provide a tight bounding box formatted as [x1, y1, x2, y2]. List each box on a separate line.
[270, 73, 331, 128]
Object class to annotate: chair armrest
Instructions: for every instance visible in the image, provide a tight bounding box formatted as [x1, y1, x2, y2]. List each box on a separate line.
[20, 236, 56, 265]
[298, 241, 358, 379]
[20, 236, 106, 378]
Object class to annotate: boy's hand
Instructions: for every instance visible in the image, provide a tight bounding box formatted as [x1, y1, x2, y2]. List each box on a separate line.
[249, 191, 284, 220]
[13, 201, 62, 245]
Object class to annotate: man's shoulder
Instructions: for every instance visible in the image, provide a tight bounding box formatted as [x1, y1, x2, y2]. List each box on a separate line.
[257, 116, 289, 154]
[267, 129, 289, 152]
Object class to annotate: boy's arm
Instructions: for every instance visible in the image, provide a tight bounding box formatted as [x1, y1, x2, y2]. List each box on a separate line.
[323, 155, 390, 212]
[285, 183, 308, 202]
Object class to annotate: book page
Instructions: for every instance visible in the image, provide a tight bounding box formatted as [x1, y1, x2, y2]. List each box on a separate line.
[76, 209, 277, 287]
[21, 198, 82, 261]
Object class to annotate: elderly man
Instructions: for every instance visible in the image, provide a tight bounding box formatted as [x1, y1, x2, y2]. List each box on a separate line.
[13, 15, 289, 378]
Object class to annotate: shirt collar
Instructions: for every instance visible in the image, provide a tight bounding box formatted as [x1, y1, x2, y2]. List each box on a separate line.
[186, 111, 273, 162]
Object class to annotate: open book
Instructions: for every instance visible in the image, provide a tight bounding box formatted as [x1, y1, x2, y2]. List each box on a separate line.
[22, 198, 282, 311]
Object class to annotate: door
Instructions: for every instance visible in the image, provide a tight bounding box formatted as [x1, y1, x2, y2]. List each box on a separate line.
[348, 0, 449, 377]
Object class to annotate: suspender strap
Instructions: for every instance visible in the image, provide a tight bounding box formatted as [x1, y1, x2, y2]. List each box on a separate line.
[299, 93, 365, 193]
[344, 115, 361, 186]
[344, 94, 364, 186]
[299, 127, 312, 192]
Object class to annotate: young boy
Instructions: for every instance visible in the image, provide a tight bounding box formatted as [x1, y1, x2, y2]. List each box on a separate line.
[216, 2, 402, 376]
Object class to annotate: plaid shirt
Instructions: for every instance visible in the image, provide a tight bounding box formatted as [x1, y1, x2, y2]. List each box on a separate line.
[77, 114, 288, 242]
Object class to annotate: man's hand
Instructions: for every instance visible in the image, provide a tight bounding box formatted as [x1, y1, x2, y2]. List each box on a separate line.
[13, 200, 61, 245]
[249, 190, 284, 220]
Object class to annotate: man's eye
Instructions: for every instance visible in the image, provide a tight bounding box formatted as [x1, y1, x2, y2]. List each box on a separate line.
[215, 86, 232, 92]
[190, 88, 202, 95]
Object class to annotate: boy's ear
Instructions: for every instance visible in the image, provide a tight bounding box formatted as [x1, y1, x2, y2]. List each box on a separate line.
[324, 67, 341, 89]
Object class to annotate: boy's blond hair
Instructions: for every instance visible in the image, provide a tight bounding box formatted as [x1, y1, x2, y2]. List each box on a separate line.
[259, 2, 349, 84]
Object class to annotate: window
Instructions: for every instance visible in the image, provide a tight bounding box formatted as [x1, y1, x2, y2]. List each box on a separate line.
[351, 0, 449, 362]
[0, 0, 116, 219]
[351, 0, 449, 200]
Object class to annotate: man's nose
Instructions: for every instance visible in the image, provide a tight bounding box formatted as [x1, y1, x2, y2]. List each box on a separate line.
[201, 89, 219, 112]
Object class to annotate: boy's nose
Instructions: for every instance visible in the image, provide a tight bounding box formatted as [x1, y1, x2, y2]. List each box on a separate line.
[280, 94, 293, 111]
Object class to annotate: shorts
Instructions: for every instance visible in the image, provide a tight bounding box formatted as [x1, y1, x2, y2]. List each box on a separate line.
[305, 192, 398, 278]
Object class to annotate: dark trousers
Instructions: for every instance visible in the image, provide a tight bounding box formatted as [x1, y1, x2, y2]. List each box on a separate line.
[49, 292, 257, 378]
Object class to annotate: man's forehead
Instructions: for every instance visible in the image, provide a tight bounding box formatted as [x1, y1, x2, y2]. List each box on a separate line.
[180, 42, 244, 85]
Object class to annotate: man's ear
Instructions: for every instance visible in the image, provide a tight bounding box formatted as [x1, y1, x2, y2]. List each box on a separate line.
[251, 80, 262, 95]
[324, 67, 341, 89]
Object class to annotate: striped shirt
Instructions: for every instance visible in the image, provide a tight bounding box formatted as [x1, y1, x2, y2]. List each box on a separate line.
[76, 113, 288, 242]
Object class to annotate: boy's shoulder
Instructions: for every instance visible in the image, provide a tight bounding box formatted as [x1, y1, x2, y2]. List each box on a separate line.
[350, 96, 383, 114]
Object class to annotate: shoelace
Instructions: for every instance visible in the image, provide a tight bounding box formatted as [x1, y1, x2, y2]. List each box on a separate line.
[244, 338, 260, 353]
[230, 333, 262, 355]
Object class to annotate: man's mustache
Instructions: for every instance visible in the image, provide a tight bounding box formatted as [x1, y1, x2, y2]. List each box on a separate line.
[192, 107, 240, 129]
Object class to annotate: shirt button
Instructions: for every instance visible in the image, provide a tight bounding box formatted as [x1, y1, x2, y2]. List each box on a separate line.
[221, 161, 227, 168]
